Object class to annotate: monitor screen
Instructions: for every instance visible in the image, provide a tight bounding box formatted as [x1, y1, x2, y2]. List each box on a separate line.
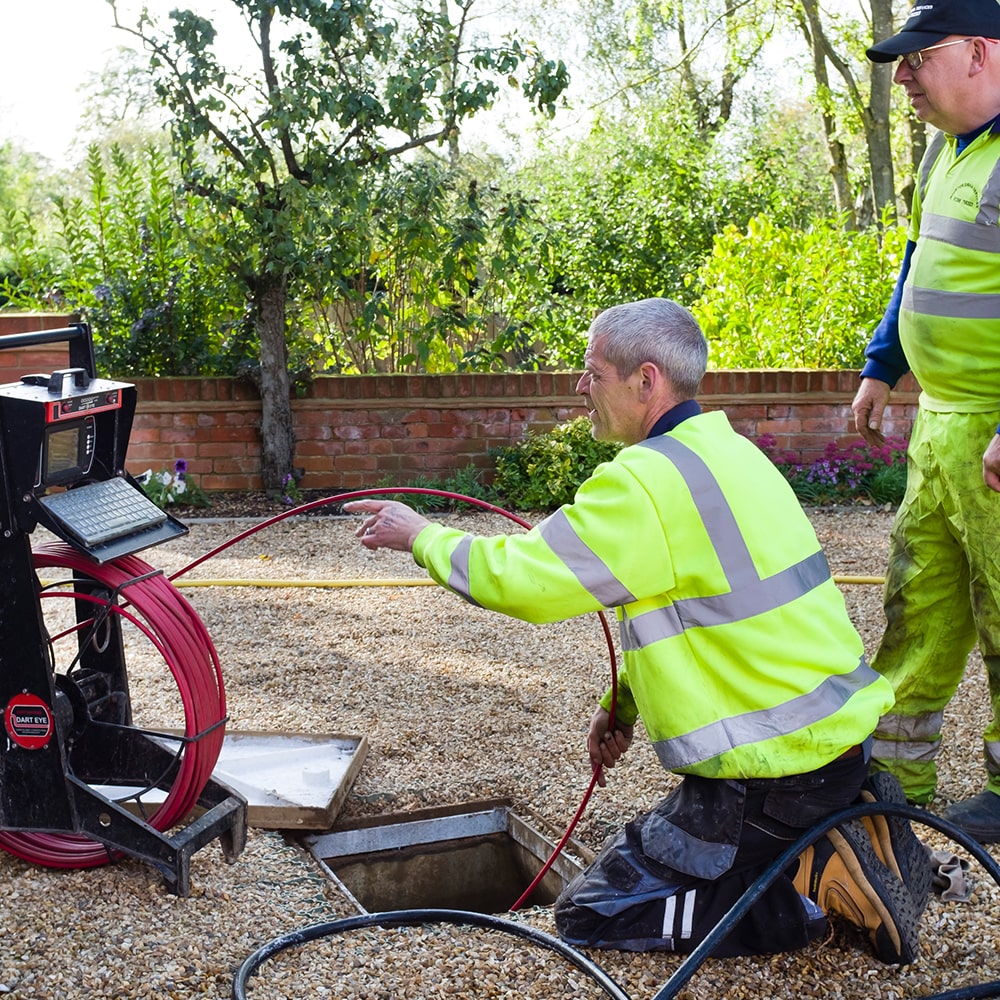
[40, 417, 95, 487]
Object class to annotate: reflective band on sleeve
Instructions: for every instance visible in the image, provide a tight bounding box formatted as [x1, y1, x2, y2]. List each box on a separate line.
[445, 534, 484, 607]
[651, 657, 878, 770]
[538, 508, 637, 607]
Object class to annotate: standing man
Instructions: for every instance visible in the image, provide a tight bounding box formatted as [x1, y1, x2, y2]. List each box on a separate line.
[857, 0, 1000, 841]
[347, 297, 930, 963]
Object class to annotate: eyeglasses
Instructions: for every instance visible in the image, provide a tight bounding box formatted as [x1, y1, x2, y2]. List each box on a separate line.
[900, 37, 973, 71]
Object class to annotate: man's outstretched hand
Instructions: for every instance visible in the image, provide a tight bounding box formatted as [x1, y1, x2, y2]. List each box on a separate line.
[343, 499, 430, 552]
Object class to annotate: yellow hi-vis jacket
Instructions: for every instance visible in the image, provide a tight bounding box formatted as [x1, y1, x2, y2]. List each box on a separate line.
[413, 410, 894, 781]
[904, 127, 1000, 412]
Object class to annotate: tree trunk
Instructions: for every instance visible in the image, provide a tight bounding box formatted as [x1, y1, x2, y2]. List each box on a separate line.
[797, 0, 856, 228]
[253, 274, 296, 491]
[865, 0, 898, 221]
[901, 117, 927, 216]
[796, 0, 897, 228]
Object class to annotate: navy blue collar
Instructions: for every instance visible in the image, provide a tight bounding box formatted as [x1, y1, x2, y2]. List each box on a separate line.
[646, 399, 701, 439]
[956, 113, 1000, 154]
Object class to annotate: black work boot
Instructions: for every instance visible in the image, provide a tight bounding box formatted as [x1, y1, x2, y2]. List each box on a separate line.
[942, 790, 1000, 844]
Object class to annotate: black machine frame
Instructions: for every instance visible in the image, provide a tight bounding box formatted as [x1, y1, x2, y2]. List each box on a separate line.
[0, 323, 246, 894]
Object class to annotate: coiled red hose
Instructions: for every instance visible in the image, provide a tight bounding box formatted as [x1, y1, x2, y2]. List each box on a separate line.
[0, 542, 227, 868]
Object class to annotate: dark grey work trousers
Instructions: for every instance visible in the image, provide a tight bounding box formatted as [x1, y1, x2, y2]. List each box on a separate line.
[555, 747, 869, 955]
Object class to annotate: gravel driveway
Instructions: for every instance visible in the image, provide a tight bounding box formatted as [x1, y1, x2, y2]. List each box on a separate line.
[2, 505, 998, 999]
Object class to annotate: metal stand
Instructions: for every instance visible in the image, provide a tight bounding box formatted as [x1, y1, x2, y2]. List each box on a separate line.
[0, 325, 246, 895]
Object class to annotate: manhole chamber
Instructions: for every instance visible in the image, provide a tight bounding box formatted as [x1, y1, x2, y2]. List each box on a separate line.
[304, 800, 593, 914]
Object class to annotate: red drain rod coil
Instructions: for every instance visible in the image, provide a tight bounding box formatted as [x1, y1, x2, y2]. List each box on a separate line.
[0, 541, 227, 868]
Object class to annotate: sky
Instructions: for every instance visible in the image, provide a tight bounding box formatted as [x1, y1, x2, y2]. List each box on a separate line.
[0, 0, 241, 162]
[0, 0, 858, 167]
[0, 0, 562, 167]
[2, 0, 132, 160]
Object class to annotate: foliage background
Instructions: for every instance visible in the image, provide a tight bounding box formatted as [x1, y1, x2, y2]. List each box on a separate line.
[1, 0, 916, 382]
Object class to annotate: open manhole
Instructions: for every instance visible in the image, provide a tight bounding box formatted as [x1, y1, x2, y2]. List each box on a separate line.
[304, 799, 593, 914]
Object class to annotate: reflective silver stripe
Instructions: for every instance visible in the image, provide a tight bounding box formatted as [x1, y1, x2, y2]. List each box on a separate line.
[651, 657, 876, 770]
[876, 710, 944, 741]
[902, 283, 1000, 319]
[920, 212, 1000, 253]
[661, 890, 696, 942]
[919, 131, 947, 203]
[681, 890, 695, 939]
[871, 737, 940, 764]
[639, 436, 758, 588]
[662, 894, 676, 940]
[445, 535, 483, 607]
[619, 549, 831, 652]
[538, 509, 637, 607]
[980, 149, 1000, 225]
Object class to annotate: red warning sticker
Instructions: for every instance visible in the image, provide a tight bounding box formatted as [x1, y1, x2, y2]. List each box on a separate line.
[5, 692, 54, 750]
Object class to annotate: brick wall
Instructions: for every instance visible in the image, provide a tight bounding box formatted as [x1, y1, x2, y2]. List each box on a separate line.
[0, 313, 920, 492]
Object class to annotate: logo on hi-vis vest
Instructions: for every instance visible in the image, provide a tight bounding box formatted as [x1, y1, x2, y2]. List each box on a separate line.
[5, 692, 54, 750]
[950, 182, 981, 210]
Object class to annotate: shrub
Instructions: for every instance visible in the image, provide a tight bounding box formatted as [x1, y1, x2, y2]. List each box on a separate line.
[491, 416, 622, 512]
[756, 435, 908, 506]
[692, 214, 907, 369]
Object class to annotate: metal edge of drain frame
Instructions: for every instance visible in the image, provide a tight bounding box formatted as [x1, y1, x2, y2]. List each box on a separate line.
[302, 797, 594, 881]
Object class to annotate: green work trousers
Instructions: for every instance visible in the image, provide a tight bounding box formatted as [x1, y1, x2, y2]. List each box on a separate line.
[871, 408, 1000, 804]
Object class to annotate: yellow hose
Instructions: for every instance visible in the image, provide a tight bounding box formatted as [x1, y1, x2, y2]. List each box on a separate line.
[168, 575, 886, 589]
[173, 578, 436, 589]
[39, 575, 884, 590]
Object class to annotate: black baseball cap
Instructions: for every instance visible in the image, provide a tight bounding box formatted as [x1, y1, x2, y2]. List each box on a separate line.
[866, 0, 1000, 62]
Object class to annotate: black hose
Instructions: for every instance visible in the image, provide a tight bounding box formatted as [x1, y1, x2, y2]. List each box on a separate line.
[233, 802, 1000, 1000]
[231, 908, 632, 1000]
[651, 799, 1000, 1000]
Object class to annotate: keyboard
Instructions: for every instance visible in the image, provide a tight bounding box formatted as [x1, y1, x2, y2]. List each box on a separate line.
[39, 478, 168, 548]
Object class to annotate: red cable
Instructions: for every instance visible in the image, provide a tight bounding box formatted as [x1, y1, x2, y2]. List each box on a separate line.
[169, 487, 618, 912]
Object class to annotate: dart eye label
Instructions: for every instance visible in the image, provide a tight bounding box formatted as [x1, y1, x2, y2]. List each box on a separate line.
[5, 693, 54, 749]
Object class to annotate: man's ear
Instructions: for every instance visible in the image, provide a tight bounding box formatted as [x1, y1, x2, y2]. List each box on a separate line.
[970, 37, 992, 75]
[636, 360, 659, 402]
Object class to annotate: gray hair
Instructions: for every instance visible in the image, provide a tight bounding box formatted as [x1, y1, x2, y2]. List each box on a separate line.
[587, 298, 708, 400]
